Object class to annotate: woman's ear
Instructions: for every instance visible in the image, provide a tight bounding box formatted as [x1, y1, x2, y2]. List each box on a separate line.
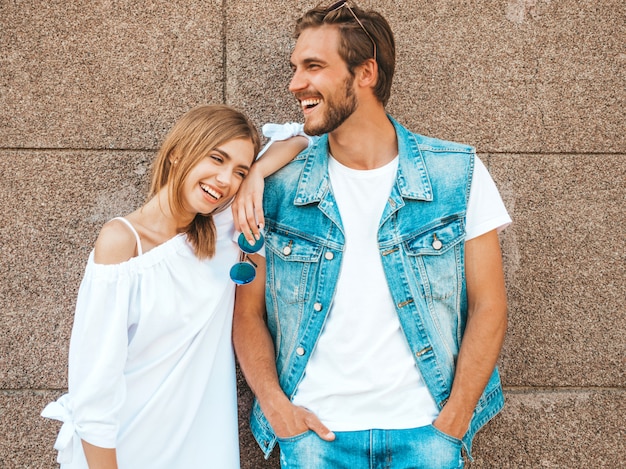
[168, 148, 180, 166]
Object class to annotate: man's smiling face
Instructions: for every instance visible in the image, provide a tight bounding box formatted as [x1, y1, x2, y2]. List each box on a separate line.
[289, 25, 357, 136]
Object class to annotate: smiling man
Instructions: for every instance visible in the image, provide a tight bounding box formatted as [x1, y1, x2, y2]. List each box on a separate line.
[233, 2, 512, 468]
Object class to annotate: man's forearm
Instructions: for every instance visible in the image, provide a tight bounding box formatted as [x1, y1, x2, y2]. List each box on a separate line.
[232, 255, 334, 441]
[435, 302, 507, 437]
[232, 254, 292, 410]
[232, 310, 286, 405]
[434, 229, 508, 439]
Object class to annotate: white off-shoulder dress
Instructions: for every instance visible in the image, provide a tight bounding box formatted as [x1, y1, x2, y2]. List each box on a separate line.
[42, 209, 241, 468]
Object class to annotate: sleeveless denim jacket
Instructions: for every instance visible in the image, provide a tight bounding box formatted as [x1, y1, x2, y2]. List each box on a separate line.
[251, 117, 504, 459]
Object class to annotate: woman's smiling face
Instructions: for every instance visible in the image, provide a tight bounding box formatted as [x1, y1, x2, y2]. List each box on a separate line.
[181, 137, 255, 217]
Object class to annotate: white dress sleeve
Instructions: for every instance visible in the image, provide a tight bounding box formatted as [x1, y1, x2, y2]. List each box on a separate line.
[42, 253, 134, 463]
[256, 122, 310, 158]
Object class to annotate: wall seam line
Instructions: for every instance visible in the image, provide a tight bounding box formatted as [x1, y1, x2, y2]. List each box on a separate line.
[222, 0, 228, 104]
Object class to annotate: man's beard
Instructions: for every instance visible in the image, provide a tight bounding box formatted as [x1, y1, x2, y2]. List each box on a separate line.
[304, 76, 357, 136]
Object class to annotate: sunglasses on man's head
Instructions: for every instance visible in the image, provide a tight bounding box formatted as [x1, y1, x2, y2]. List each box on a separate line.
[230, 232, 264, 284]
[325, 0, 377, 61]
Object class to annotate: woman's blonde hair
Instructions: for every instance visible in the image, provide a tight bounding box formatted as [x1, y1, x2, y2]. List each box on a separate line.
[149, 104, 261, 259]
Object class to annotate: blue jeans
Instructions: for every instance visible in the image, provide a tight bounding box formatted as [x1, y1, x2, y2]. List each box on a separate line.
[277, 425, 465, 469]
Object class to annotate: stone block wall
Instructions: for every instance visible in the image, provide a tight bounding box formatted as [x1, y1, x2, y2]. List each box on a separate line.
[1, 1, 624, 467]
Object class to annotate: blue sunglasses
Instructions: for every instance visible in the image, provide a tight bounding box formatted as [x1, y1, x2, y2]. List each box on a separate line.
[230, 232, 265, 284]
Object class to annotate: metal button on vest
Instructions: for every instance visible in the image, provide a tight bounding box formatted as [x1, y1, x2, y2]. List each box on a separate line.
[313, 302, 323, 312]
[296, 347, 305, 356]
[283, 245, 292, 255]
[325, 251, 334, 260]
[432, 234, 443, 250]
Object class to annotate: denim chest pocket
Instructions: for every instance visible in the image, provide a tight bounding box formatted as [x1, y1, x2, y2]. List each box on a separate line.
[266, 231, 323, 304]
[404, 218, 465, 300]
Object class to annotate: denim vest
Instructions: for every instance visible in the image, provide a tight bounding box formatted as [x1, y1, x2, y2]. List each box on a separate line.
[252, 117, 504, 459]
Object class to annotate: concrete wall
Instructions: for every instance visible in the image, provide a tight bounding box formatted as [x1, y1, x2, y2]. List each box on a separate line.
[1, 0, 624, 467]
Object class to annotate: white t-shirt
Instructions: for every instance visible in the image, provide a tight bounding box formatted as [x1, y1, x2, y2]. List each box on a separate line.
[292, 155, 511, 431]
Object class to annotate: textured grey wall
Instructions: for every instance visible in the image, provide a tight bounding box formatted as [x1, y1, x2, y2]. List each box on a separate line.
[1, 1, 624, 467]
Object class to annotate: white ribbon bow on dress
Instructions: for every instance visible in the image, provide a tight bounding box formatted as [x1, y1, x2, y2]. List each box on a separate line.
[41, 396, 76, 464]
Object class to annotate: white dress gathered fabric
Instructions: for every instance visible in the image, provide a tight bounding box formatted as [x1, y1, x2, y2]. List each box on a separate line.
[42, 209, 241, 468]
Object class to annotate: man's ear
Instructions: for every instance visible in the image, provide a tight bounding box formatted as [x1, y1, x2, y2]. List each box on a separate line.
[356, 58, 378, 89]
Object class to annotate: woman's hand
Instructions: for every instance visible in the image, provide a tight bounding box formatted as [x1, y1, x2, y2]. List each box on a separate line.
[232, 166, 265, 244]
[231, 134, 309, 244]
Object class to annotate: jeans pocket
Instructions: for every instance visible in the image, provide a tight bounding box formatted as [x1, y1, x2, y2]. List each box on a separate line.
[277, 431, 324, 469]
[276, 429, 313, 444]
[428, 424, 464, 447]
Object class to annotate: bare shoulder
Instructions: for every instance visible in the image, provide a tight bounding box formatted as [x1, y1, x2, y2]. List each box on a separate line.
[93, 219, 138, 265]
